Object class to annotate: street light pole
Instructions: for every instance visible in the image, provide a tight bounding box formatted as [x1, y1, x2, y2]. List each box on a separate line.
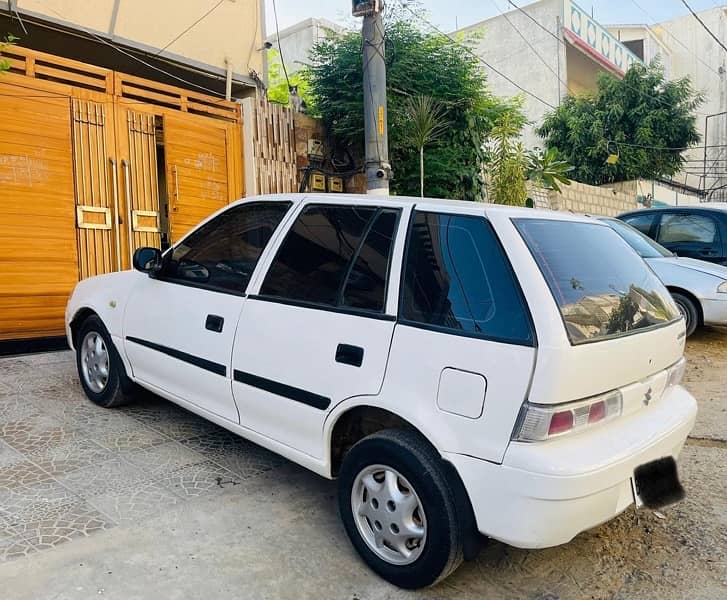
[354, 1, 391, 194]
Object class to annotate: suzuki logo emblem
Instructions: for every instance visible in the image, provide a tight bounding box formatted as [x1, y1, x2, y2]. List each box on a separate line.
[643, 387, 653, 406]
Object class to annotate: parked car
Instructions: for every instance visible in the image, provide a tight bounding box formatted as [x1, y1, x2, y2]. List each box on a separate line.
[600, 217, 727, 336]
[619, 204, 727, 265]
[66, 195, 696, 589]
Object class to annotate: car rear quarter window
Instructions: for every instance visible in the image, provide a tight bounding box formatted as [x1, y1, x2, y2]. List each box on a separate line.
[399, 211, 533, 345]
[163, 201, 291, 294]
[260, 205, 399, 313]
[515, 218, 680, 345]
[657, 214, 718, 244]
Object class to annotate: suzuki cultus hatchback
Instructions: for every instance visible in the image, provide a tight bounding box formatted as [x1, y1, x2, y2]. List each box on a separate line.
[66, 195, 697, 589]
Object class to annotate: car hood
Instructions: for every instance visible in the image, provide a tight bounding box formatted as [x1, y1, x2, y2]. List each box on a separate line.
[646, 256, 727, 279]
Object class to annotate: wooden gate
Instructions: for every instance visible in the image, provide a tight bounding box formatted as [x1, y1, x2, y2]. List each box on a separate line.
[71, 99, 120, 278]
[164, 114, 231, 242]
[117, 109, 162, 261]
[0, 85, 78, 341]
[0, 45, 246, 342]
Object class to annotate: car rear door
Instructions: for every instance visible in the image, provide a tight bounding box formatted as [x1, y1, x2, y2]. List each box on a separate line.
[654, 211, 722, 262]
[123, 200, 293, 422]
[382, 210, 537, 463]
[231, 200, 407, 458]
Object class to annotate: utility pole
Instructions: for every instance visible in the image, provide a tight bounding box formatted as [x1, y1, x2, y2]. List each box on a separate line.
[353, 1, 391, 194]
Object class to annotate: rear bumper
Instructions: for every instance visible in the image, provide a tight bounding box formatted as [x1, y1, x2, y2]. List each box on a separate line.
[446, 384, 697, 549]
[700, 297, 727, 326]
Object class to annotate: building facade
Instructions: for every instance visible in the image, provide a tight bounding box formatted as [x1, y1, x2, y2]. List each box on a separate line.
[609, 7, 727, 201]
[266, 17, 344, 76]
[456, 0, 642, 149]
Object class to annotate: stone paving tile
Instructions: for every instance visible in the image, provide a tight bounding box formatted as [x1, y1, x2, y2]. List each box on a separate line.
[0, 532, 37, 562]
[157, 460, 242, 498]
[0, 440, 26, 469]
[0, 412, 76, 456]
[119, 441, 208, 477]
[55, 456, 151, 499]
[30, 438, 115, 478]
[9, 499, 114, 551]
[88, 479, 181, 524]
[0, 476, 81, 527]
[180, 430, 285, 480]
[129, 404, 224, 441]
[0, 395, 42, 423]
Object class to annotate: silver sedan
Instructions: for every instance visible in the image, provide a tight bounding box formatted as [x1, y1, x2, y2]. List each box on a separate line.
[600, 217, 727, 336]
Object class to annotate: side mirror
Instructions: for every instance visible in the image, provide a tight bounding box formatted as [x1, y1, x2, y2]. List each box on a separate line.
[133, 247, 162, 273]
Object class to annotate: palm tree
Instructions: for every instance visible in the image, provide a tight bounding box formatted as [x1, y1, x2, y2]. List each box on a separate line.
[403, 95, 450, 198]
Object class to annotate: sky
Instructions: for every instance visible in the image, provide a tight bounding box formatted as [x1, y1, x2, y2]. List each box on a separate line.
[266, 0, 724, 34]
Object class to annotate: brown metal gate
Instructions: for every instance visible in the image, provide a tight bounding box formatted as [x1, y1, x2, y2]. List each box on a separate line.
[0, 45, 245, 341]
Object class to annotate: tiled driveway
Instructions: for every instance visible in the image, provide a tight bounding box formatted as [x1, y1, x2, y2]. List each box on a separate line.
[0, 351, 283, 562]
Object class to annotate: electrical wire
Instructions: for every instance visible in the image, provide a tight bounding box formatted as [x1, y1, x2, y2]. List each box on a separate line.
[156, 0, 226, 56]
[271, 0, 291, 92]
[395, 1, 556, 109]
[679, 0, 727, 54]
[38, 6, 232, 99]
[489, 0, 575, 100]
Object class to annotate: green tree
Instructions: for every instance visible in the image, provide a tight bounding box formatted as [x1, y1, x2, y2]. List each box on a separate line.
[266, 48, 312, 107]
[485, 111, 528, 206]
[305, 18, 521, 200]
[527, 147, 573, 193]
[537, 61, 703, 185]
[402, 95, 450, 198]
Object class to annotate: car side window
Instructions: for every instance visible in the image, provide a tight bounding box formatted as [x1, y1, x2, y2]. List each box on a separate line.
[622, 213, 656, 235]
[399, 211, 533, 345]
[161, 201, 292, 294]
[260, 204, 400, 313]
[657, 214, 717, 244]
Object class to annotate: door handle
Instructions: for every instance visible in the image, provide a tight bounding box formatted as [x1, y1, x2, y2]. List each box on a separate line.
[336, 344, 364, 367]
[121, 159, 134, 265]
[205, 314, 224, 333]
[109, 158, 122, 271]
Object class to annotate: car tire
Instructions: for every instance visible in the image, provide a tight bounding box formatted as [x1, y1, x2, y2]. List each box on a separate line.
[671, 292, 699, 337]
[338, 429, 464, 589]
[75, 315, 137, 408]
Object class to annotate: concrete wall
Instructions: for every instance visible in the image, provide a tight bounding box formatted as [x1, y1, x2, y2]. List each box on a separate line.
[653, 8, 727, 193]
[455, 0, 567, 149]
[609, 179, 702, 207]
[267, 17, 343, 75]
[16, 0, 264, 82]
[545, 180, 638, 216]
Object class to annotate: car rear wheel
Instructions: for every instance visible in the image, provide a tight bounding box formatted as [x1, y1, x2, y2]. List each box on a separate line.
[671, 292, 698, 337]
[76, 315, 137, 408]
[338, 429, 464, 589]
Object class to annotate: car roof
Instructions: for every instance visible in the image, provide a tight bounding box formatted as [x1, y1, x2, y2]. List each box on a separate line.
[237, 193, 598, 224]
[620, 203, 727, 217]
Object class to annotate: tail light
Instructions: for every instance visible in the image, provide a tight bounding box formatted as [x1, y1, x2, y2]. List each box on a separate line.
[513, 390, 623, 442]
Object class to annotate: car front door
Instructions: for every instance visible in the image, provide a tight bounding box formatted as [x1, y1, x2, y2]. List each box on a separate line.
[655, 211, 722, 262]
[231, 201, 406, 458]
[123, 200, 293, 422]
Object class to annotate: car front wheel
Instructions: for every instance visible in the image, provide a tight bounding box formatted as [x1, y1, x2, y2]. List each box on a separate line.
[338, 429, 464, 589]
[76, 315, 137, 408]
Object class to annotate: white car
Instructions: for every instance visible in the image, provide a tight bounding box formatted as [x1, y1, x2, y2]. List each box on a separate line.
[601, 217, 727, 336]
[66, 195, 697, 589]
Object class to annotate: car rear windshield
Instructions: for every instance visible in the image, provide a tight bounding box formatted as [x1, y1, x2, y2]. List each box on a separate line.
[514, 218, 680, 345]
